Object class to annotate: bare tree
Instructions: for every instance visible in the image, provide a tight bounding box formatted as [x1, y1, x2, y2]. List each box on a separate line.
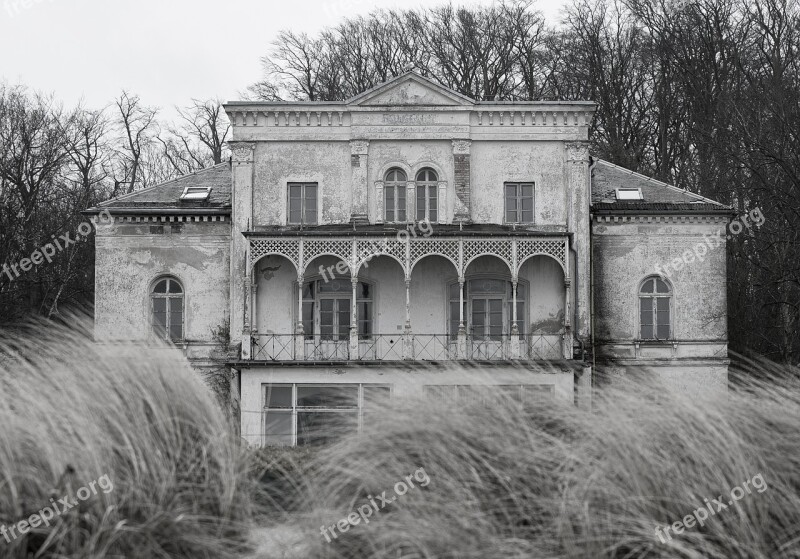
[114, 90, 159, 194]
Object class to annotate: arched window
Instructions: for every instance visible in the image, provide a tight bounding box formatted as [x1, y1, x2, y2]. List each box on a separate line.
[384, 168, 407, 222]
[639, 276, 671, 340]
[416, 168, 438, 222]
[151, 277, 184, 341]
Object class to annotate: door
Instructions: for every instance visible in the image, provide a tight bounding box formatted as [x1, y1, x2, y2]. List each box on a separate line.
[316, 297, 350, 359]
[471, 297, 504, 358]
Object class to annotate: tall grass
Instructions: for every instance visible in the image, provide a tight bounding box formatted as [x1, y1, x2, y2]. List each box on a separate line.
[0, 318, 258, 558]
[260, 361, 800, 559]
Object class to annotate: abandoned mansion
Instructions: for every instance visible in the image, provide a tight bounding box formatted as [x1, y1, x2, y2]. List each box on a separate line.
[87, 72, 732, 446]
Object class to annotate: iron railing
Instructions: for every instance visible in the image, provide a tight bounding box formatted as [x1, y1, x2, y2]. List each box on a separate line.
[251, 333, 566, 361]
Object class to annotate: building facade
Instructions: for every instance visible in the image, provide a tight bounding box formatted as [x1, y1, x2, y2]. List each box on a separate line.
[87, 72, 731, 446]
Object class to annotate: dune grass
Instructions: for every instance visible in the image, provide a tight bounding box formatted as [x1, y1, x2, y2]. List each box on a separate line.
[260, 360, 800, 559]
[0, 318, 259, 558]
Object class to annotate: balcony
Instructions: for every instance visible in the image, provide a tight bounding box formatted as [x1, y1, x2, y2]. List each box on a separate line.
[251, 333, 566, 362]
[241, 227, 574, 363]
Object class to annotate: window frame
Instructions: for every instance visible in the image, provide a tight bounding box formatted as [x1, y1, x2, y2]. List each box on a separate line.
[504, 182, 535, 224]
[448, 277, 527, 340]
[287, 182, 319, 225]
[638, 276, 673, 341]
[299, 276, 374, 341]
[262, 383, 392, 446]
[415, 168, 438, 223]
[384, 168, 408, 223]
[150, 276, 185, 342]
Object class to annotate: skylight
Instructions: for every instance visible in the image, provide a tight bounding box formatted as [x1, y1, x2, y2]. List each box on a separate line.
[615, 188, 643, 201]
[180, 186, 211, 201]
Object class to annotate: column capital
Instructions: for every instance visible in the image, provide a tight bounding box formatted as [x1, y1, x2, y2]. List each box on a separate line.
[565, 141, 589, 162]
[350, 139, 370, 155]
[229, 142, 255, 164]
[452, 139, 472, 155]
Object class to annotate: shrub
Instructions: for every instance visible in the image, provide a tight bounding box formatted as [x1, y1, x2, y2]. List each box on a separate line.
[0, 318, 258, 558]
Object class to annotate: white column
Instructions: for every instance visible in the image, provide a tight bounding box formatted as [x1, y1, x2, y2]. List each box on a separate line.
[437, 180, 447, 224]
[403, 278, 414, 359]
[350, 277, 359, 358]
[375, 181, 384, 224]
[295, 275, 304, 360]
[406, 181, 415, 222]
[563, 277, 572, 359]
[510, 280, 520, 359]
[457, 278, 467, 358]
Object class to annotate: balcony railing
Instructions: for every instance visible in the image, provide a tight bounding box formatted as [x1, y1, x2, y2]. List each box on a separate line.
[251, 333, 565, 361]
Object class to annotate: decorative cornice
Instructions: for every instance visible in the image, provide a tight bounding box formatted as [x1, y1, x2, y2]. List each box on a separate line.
[230, 142, 256, 163]
[452, 139, 472, 155]
[592, 214, 729, 224]
[565, 141, 589, 162]
[350, 139, 370, 155]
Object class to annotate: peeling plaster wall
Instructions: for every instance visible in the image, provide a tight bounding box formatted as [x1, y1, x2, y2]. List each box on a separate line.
[254, 142, 352, 225]
[470, 141, 567, 225]
[592, 218, 729, 389]
[94, 222, 231, 353]
[592, 220, 727, 342]
[368, 140, 455, 222]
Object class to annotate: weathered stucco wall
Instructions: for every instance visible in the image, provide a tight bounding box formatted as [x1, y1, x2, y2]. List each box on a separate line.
[239, 364, 576, 445]
[470, 140, 568, 226]
[592, 218, 727, 343]
[592, 217, 729, 390]
[95, 221, 231, 353]
[253, 142, 352, 225]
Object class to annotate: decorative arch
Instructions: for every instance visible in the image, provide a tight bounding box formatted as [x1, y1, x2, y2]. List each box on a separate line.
[463, 253, 514, 277]
[517, 252, 567, 277]
[409, 253, 460, 277]
[411, 160, 448, 183]
[374, 161, 413, 183]
[354, 253, 406, 276]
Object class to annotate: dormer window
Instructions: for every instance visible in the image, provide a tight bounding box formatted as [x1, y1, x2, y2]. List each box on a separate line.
[180, 186, 211, 201]
[615, 188, 643, 200]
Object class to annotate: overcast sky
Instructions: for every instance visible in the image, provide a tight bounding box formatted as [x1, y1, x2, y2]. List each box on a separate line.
[0, 0, 568, 114]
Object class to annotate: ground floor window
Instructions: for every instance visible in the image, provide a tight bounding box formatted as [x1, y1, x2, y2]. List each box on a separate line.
[448, 278, 526, 339]
[262, 383, 391, 446]
[424, 384, 554, 406]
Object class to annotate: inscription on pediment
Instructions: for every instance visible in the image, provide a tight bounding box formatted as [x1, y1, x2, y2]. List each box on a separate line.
[382, 113, 436, 125]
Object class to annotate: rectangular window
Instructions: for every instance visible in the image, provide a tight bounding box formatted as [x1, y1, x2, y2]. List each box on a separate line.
[288, 183, 318, 225]
[505, 182, 534, 223]
[385, 185, 407, 222]
[262, 383, 392, 446]
[640, 297, 671, 340]
[416, 185, 437, 222]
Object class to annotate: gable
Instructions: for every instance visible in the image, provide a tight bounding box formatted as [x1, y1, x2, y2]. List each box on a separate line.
[348, 72, 475, 107]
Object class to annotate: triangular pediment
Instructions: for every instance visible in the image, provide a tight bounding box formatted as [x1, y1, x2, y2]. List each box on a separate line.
[347, 72, 475, 107]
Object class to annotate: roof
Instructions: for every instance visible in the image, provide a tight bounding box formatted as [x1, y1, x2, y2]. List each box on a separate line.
[224, 71, 596, 111]
[244, 224, 568, 237]
[84, 163, 231, 215]
[590, 159, 732, 215]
